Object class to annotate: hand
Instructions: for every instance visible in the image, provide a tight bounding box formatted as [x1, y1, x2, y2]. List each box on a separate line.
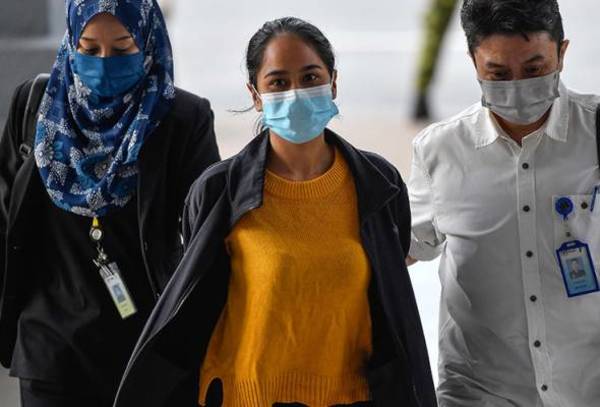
[406, 256, 418, 266]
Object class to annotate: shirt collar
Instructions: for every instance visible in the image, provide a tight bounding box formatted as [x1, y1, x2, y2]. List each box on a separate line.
[474, 81, 570, 149]
[545, 81, 570, 143]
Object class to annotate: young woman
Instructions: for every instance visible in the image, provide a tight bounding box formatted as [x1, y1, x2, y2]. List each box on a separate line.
[0, 1, 219, 406]
[114, 17, 436, 407]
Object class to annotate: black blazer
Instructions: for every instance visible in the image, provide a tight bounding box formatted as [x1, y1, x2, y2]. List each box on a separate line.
[113, 130, 437, 407]
[0, 79, 221, 367]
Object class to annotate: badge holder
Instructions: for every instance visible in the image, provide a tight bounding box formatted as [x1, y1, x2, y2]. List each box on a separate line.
[90, 218, 137, 319]
[555, 197, 599, 297]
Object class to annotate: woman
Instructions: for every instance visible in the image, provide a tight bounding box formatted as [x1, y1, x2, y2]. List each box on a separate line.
[0, 1, 219, 406]
[114, 17, 435, 407]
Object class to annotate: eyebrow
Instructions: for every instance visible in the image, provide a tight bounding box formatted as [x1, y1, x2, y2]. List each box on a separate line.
[485, 61, 507, 69]
[80, 35, 132, 42]
[263, 64, 324, 78]
[485, 54, 545, 69]
[524, 54, 545, 64]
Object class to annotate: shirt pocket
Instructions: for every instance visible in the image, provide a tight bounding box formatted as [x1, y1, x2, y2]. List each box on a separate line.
[553, 193, 600, 268]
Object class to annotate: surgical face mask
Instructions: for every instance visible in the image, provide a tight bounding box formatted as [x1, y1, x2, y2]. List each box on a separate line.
[72, 52, 145, 98]
[479, 71, 560, 125]
[259, 84, 339, 144]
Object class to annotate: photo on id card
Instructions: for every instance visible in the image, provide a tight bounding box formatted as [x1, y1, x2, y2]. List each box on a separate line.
[556, 240, 599, 297]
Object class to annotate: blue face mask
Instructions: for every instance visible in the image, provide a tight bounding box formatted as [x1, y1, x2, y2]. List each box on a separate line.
[72, 52, 145, 98]
[260, 84, 339, 144]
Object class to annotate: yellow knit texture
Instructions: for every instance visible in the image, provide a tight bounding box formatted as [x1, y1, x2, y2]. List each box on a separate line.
[198, 150, 373, 407]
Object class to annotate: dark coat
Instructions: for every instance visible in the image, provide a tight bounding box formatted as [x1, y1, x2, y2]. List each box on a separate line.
[113, 130, 437, 407]
[0, 79, 221, 368]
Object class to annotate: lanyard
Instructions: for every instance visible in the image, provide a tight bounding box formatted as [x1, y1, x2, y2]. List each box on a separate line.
[90, 217, 109, 266]
[90, 217, 103, 242]
[88, 217, 138, 318]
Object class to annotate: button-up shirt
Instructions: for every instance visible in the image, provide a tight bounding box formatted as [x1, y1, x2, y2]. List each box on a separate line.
[408, 83, 600, 407]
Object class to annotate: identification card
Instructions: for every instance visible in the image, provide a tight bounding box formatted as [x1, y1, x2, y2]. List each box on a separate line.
[556, 240, 599, 297]
[98, 262, 137, 319]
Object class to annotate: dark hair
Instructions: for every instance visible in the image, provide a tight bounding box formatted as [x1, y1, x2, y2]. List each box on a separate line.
[246, 17, 336, 87]
[460, 0, 564, 54]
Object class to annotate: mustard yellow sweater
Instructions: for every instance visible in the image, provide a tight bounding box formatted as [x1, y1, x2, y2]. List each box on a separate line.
[199, 149, 373, 407]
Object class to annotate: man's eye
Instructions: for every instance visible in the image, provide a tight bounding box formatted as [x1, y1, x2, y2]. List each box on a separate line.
[525, 66, 543, 75]
[491, 71, 508, 80]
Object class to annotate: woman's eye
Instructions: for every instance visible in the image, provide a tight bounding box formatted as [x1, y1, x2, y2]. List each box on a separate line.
[304, 73, 319, 82]
[270, 79, 287, 88]
[80, 48, 99, 56]
[113, 47, 132, 55]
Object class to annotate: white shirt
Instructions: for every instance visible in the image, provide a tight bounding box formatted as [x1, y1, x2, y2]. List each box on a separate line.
[408, 83, 600, 407]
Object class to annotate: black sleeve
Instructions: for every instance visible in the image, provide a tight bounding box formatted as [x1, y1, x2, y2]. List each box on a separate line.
[181, 165, 228, 251]
[0, 82, 30, 297]
[177, 98, 221, 217]
[392, 169, 412, 257]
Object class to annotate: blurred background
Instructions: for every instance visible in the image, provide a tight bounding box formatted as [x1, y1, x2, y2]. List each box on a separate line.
[1, 0, 599, 404]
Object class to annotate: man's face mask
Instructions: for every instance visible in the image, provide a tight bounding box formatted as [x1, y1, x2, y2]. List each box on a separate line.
[479, 71, 560, 125]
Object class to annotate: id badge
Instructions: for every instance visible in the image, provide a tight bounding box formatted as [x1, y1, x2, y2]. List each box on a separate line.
[98, 262, 137, 319]
[556, 240, 599, 297]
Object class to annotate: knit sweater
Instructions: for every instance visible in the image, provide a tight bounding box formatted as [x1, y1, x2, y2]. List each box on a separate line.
[199, 149, 373, 407]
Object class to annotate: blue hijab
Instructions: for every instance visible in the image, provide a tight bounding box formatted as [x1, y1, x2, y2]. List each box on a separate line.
[34, 0, 175, 217]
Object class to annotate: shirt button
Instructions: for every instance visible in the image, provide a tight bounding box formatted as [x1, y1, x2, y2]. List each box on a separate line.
[523, 205, 531, 212]
[534, 340, 542, 348]
[526, 251, 534, 258]
[541, 384, 548, 392]
[530, 295, 538, 302]
[582, 202, 589, 210]
[522, 163, 530, 170]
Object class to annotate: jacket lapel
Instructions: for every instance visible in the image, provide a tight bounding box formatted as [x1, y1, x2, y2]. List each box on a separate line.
[327, 131, 400, 222]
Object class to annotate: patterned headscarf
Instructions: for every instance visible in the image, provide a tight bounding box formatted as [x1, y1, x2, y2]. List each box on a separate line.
[34, 0, 175, 217]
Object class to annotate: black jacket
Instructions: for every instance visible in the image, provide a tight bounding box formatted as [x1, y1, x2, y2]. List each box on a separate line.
[0, 79, 221, 368]
[113, 130, 437, 407]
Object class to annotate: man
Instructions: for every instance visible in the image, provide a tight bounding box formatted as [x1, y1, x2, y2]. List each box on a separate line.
[408, 0, 600, 406]
[569, 259, 585, 280]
